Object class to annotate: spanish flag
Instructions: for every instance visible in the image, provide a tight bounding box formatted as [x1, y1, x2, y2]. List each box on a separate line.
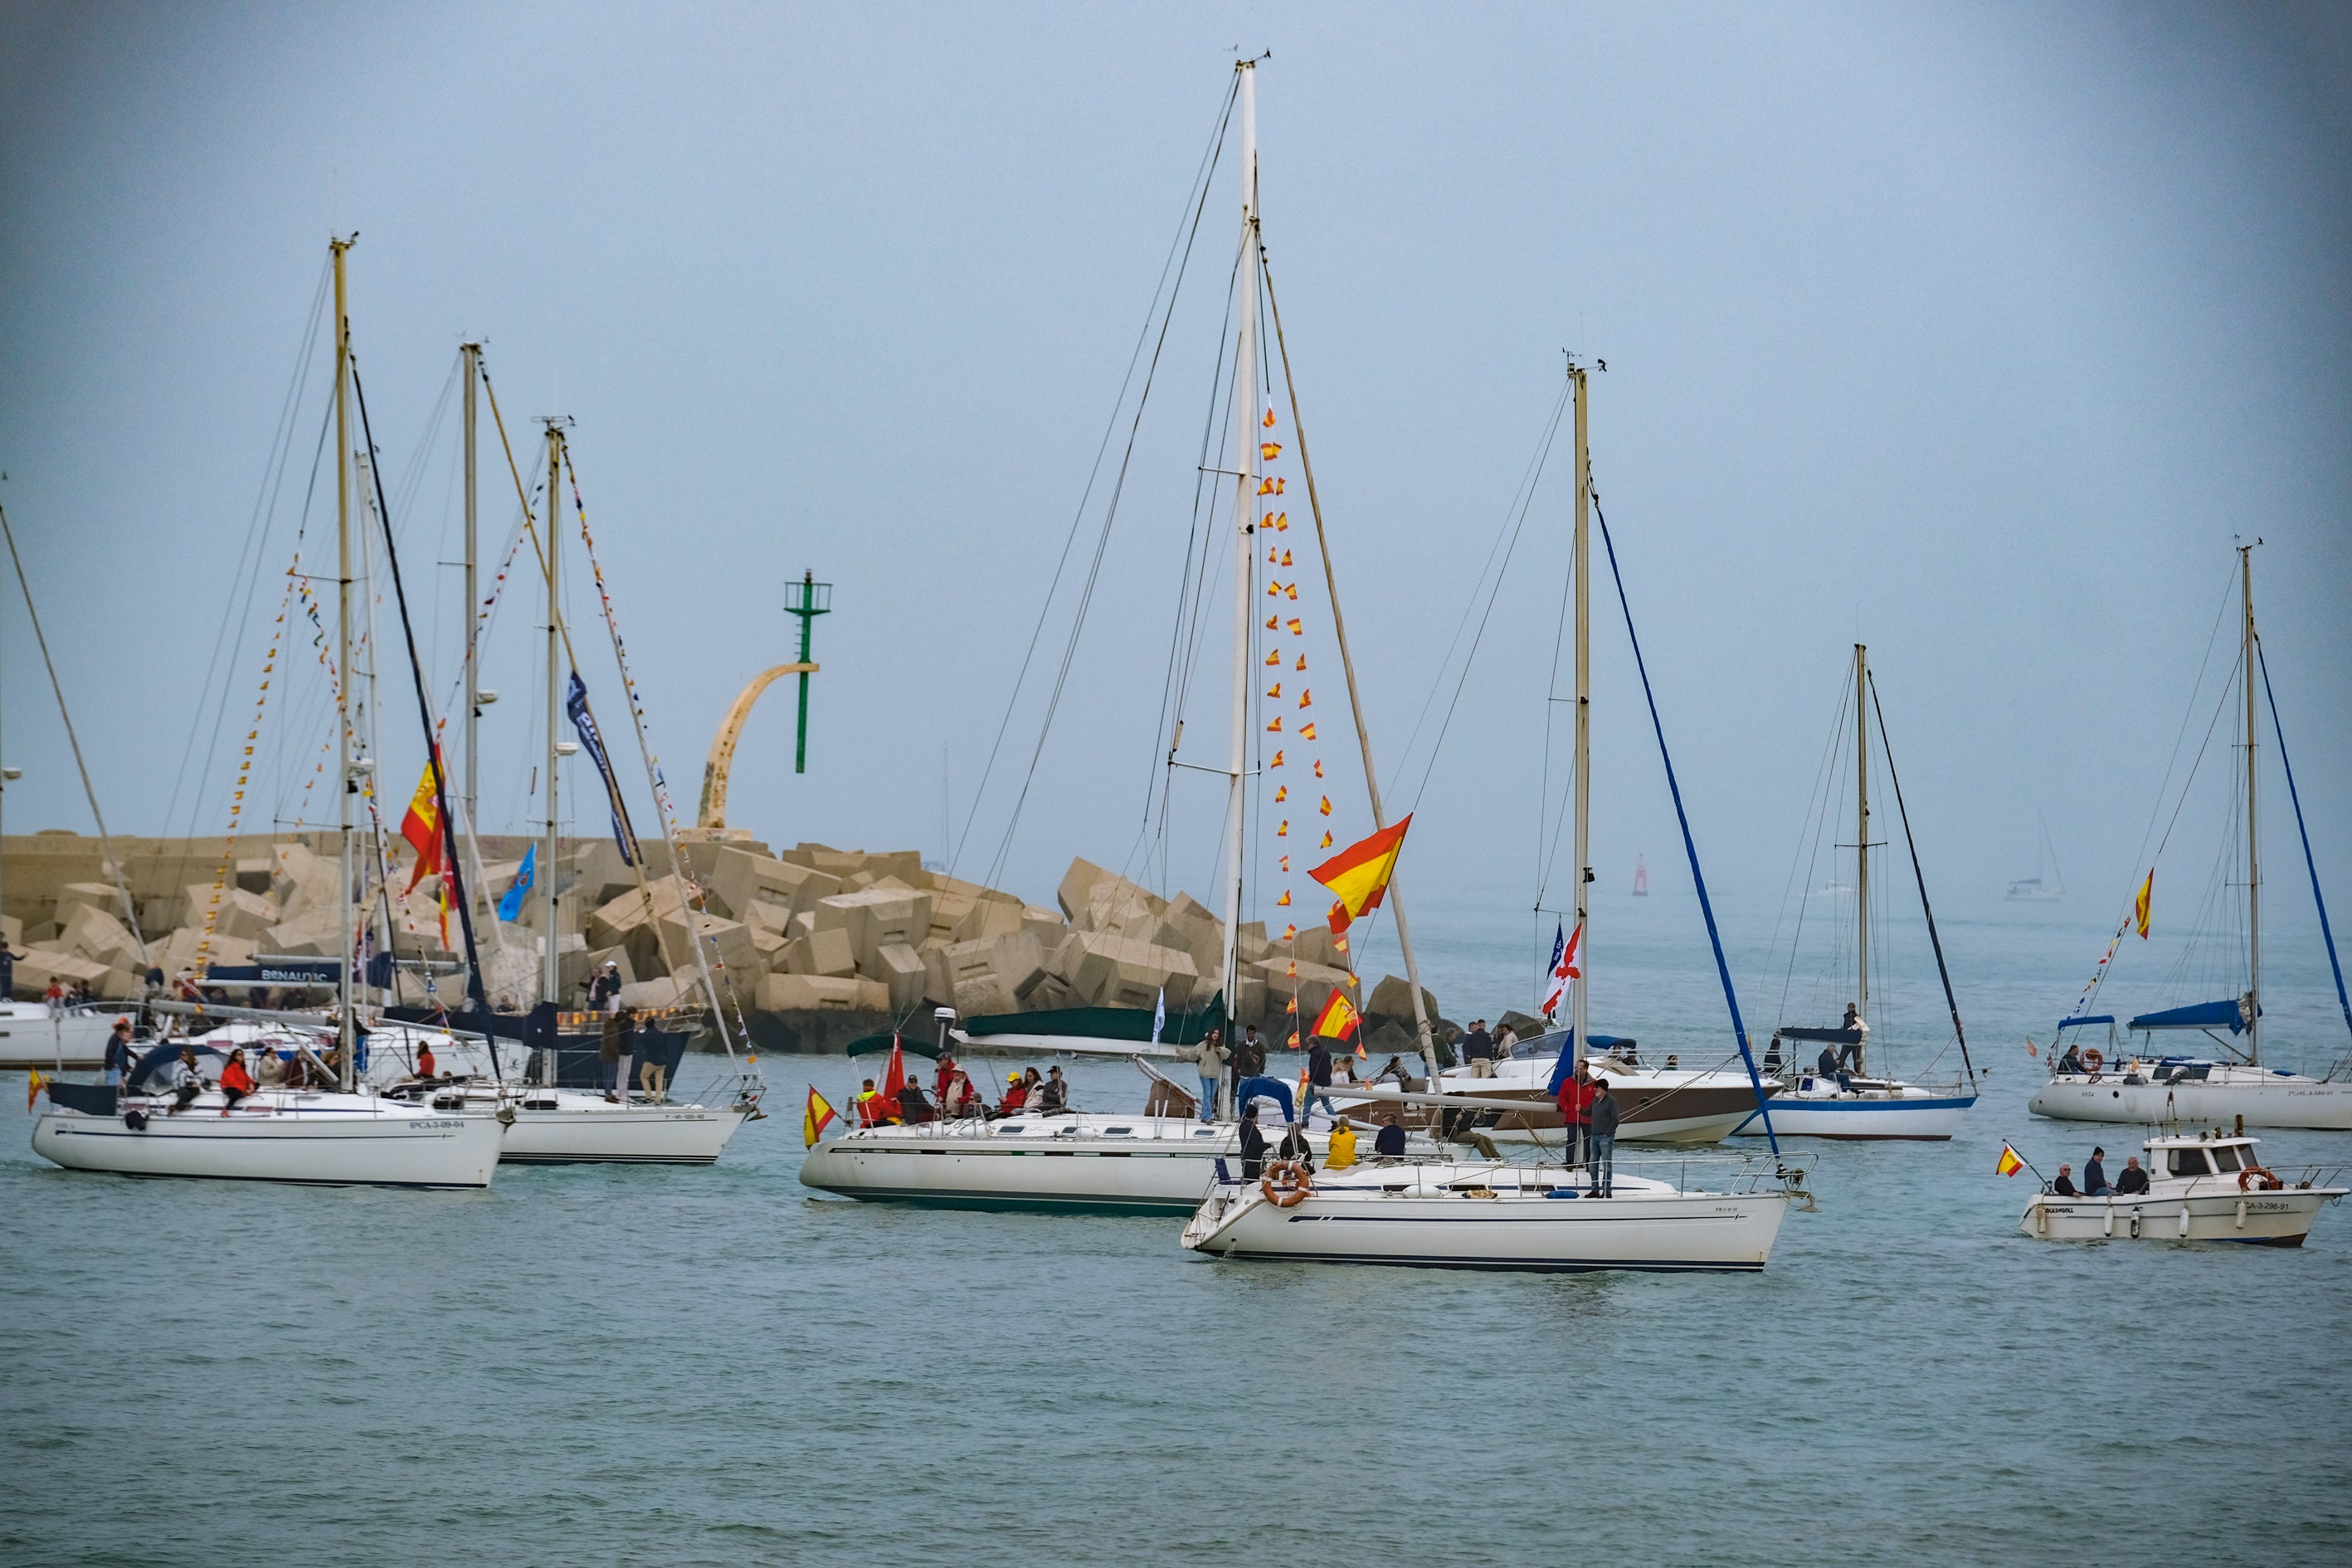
[2134, 870, 2154, 939]
[803, 1086, 838, 1147]
[1275, 889, 1291, 907]
[1311, 988, 1361, 1041]
[1995, 1142, 2027, 1177]
[27, 1068, 46, 1112]
[1262, 441, 1282, 460]
[399, 751, 446, 889]
[1312, 816, 1412, 936]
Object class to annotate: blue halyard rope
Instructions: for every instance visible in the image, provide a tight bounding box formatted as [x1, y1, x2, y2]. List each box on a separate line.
[1592, 499, 1780, 1160]
[2256, 641, 2352, 1045]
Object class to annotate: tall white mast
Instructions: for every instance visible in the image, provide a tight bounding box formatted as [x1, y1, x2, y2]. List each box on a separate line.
[1217, 59, 1259, 1030]
[1854, 640, 1870, 1069]
[331, 236, 357, 1091]
[462, 343, 480, 838]
[543, 421, 565, 1063]
[2242, 543, 2260, 1065]
[1569, 363, 1591, 1067]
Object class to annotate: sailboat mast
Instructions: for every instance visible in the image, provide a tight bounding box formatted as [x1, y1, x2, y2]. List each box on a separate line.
[1570, 363, 1591, 1064]
[2242, 543, 2260, 1065]
[1217, 58, 1259, 1025]
[331, 236, 357, 1091]
[462, 342, 480, 835]
[543, 422, 565, 1044]
[1854, 641, 1870, 1068]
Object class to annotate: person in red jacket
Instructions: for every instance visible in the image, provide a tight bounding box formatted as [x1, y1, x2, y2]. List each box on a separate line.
[218, 1047, 257, 1116]
[1556, 1058, 1599, 1171]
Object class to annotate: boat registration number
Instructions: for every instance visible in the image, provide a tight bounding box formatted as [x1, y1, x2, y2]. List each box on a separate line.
[408, 1119, 466, 1131]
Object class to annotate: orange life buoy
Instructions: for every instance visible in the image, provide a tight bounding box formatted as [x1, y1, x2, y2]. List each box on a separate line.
[1260, 1159, 1312, 1208]
[2238, 1165, 2281, 1192]
[2082, 1048, 2104, 1074]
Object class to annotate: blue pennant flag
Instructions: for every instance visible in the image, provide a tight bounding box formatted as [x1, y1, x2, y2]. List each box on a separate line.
[498, 844, 537, 923]
[567, 670, 638, 865]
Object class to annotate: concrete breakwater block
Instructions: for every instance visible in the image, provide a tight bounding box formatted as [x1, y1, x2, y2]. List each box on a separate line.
[761, 973, 889, 1012]
[179, 883, 276, 942]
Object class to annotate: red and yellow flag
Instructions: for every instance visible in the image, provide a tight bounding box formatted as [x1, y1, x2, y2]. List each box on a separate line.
[1311, 988, 1361, 1041]
[1995, 1142, 2027, 1177]
[2134, 870, 2154, 940]
[1312, 816, 1411, 936]
[399, 752, 446, 890]
[803, 1086, 838, 1147]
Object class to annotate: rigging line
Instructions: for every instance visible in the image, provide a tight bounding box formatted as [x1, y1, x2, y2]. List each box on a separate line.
[1151, 214, 1248, 820]
[350, 358, 489, 1010]
[952, 75, 1241, 881]
[1388, 373, 1572, 802]
[1402, 377, 1569, 816]
[1533, 455, 1577, 910]
[2256, 638, 2352, 1045]
[2150, 643, 2242, 868]
[163, 252, 332, 845]
[1867, 670, 1975, 1090]
[1774, 673, 1852, 1026]
[2128, 568, 2238, 879]
[977, 149, 1244, 896]
[0, 504, 144, 946]
[1592, 496, 1780, 1161]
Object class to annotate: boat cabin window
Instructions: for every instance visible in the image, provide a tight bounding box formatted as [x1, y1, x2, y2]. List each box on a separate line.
[1192, 1127, 1220, 1138]
[2167, 1147, 2212, 1177]
[2210, 1145, 2243, 1172]
[1103, 1127, 1132, 1137]
[994, 1122, 1028, 1136]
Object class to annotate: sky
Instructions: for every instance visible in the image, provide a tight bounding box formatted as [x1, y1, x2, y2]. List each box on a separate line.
[2, 2, 2347, 965]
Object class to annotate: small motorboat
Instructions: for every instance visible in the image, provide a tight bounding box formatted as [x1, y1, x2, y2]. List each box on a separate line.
[2018, 1130, 2345, 1245]
[0, 1000, 128, 1070]
[1181, 1152, 1805, 1273]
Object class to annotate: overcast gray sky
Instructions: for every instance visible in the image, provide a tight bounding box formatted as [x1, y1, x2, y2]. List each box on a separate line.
[3, 2, 2346, 949]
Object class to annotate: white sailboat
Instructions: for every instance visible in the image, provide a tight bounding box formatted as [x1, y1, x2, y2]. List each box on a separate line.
[1736, 645, 1977, 1139]
[2029, 548, 2352, 1131]
[1187, 337, 1802, 1270]
[803, 61, 1449, 1215]
[0, 1001, 121, 1071]
[2006, 813, 2065, 902]
[31, 237, 504, 1187]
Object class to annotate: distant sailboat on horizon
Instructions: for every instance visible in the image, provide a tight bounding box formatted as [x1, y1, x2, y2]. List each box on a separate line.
[2007, 813, 2066, 902]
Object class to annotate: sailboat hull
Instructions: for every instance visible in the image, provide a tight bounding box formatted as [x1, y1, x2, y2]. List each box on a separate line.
[31, 1091, 504, 1186]
[0, 1005, 123, 1070]
[1183, 1169, 1790, 1272]
[2028, 1073, 2352, 1131]
[1731, 1083, 1975, 1139]
[498, 1096, 750, 1164]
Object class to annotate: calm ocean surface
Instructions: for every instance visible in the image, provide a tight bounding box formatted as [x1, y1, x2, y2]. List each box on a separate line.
[4, 892, 2349, 1566]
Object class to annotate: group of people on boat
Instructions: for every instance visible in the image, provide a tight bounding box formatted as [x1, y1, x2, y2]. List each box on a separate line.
[852, 1055, 1067, 1127]
[2048, 1144, 2151, 1198]
[1235, 1105, 1410, 1178]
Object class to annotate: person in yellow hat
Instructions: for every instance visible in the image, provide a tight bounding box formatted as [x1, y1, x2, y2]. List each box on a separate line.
[999, 1072, 1030, 1115]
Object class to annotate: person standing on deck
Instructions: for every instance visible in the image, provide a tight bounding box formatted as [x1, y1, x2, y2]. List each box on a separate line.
[1190, 1029, 1230, 1124]
[0, 938, 14, 999]
[1239, 1105, 1269, 1181]
[1557, 1059, 1598, 1170]
[1304, 1036, 1336, 1122]
[1461, 1020, 1496, 1077]
[101, 1018, 135, 1088]
[611, 1008, 638, 1105]
[1586, 1079, 1620, 1197]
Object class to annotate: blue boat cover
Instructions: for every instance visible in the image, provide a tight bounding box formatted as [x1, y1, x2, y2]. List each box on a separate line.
[1234, 1074, 1294, 1122]
[2130, 999, 2257, 1034]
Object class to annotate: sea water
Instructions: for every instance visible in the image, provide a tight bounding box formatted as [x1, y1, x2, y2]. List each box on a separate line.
[3, 894, 2348, 1566]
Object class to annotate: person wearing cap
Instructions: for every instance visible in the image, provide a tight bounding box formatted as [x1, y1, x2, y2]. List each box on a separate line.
[1037, 1064, 1070, 1116]
[587, 961, 622, 1017]
[101, 1017, 136, 1088]
[999, 1072, 1029, 1115]
[854, 1077, 886, 1127]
